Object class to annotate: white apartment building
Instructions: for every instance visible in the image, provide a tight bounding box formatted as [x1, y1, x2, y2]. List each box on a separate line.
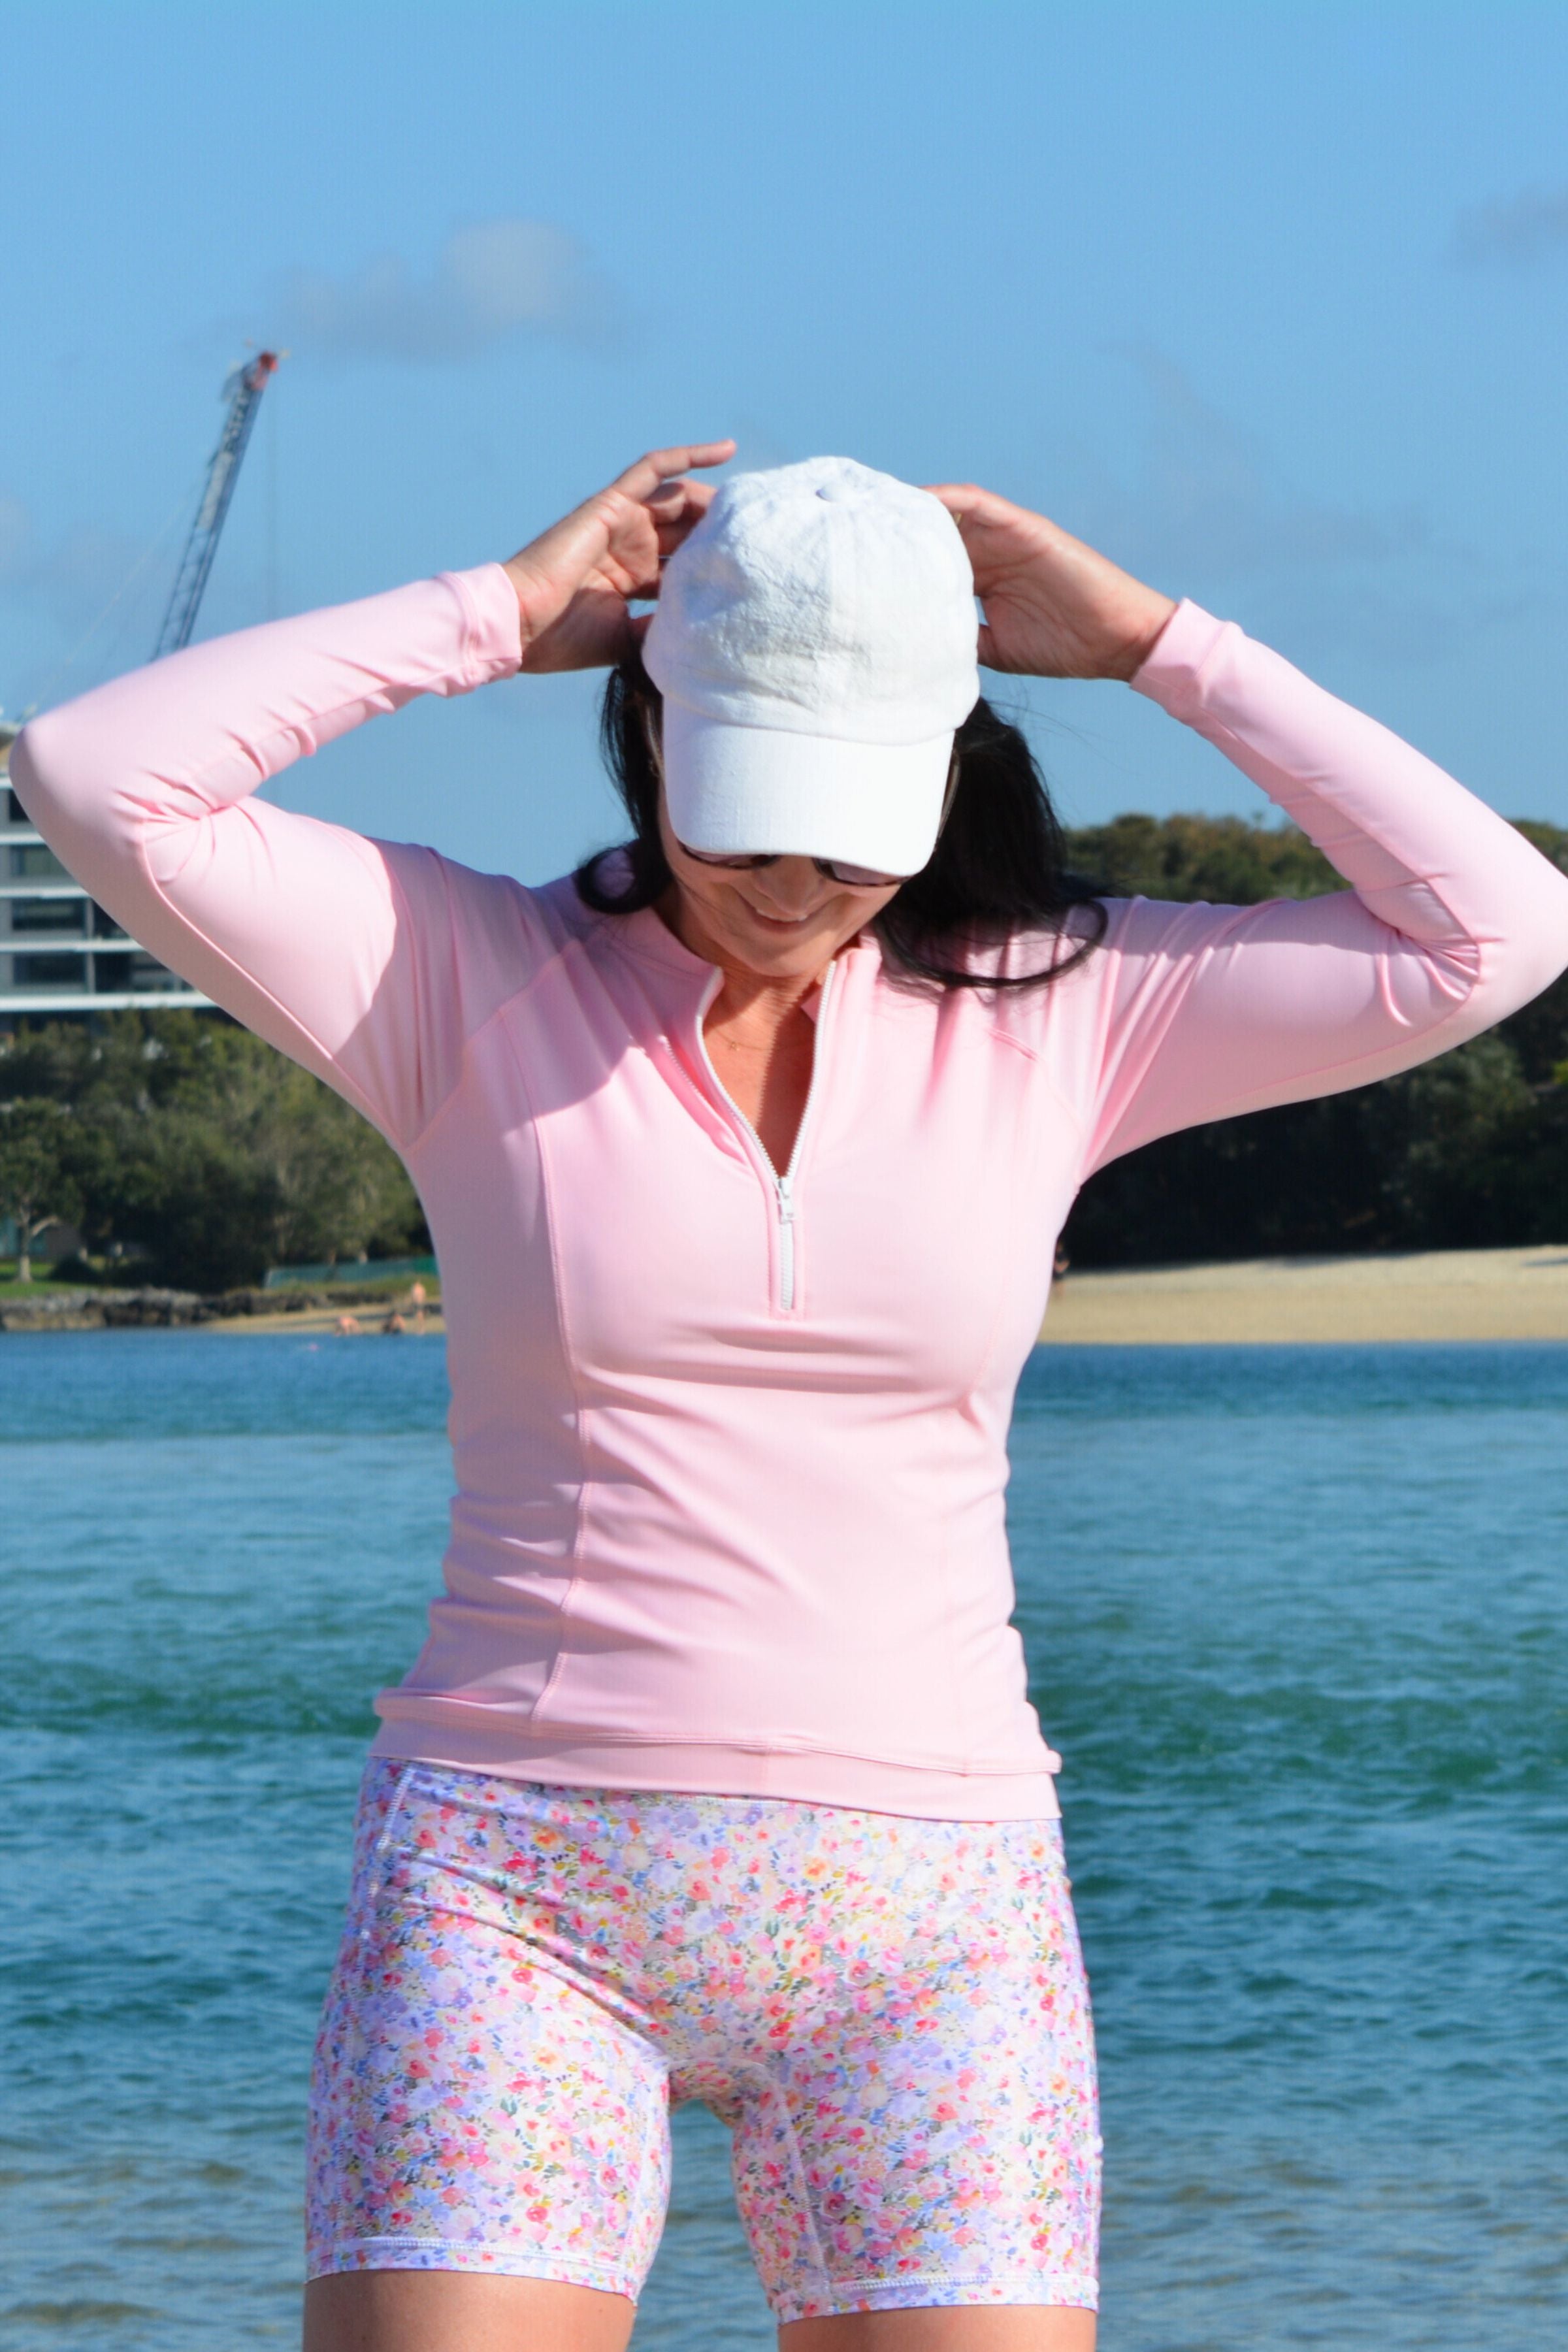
[0, 722, 210, 1019]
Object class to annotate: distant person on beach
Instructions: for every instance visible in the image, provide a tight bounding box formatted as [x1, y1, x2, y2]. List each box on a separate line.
[14, 442, 1568, 2352]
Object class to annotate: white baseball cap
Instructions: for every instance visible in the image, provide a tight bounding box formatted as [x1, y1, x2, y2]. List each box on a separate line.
[643, 455, 979, 877]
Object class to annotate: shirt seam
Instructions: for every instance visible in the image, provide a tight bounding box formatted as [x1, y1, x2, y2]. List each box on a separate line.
[175, 576, 501, 803]
[596, 901, 712, 977]
[1083, 896, 1488, 1172]
[372, 1708, 1058, 1777]
[1115, 950, 1486, 1143]
[123, 572, 506, 1154]
[131, 834, 395, 1143]
[438, 566, 489, 683]
[502, 1021, 593, 1727]
[1182, 704, 1487, 953]
[983, 1021, 1090, 1145]
[400, 909, 578, 1161]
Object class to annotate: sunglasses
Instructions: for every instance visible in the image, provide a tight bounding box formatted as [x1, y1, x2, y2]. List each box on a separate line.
[673, 843, 911, 889]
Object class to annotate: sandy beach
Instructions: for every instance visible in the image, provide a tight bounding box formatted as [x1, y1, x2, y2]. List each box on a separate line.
[1040, 1244, 1568, 1345]
[188, 1243, 1568, 1345]
[206, 1299, 447, 1337]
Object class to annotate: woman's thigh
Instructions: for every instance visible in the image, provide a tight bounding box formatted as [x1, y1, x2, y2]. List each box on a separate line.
[303, 1765, 1100, 2334]
[711, 1811, 1101, 2327]
[779, 2307, 1094, 2352]
[305, 1763, 673, 2303]
[301, 2274, 1094, 2352]
[302, 2268, 634, 2352]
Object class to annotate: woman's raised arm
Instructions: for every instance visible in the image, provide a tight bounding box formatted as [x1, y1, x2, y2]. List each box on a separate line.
[9, 442, 733, 1150]
[928, 480, 1568, 1170]
[10, 566, 525, 1149]
[1077, 602, 1568, 1170]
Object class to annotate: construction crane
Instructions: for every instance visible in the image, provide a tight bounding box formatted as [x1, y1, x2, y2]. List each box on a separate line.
[0, 350, 286, 1017]
[152, 350, 280, 660]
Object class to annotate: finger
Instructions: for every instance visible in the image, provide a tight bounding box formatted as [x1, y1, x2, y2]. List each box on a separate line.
[528, 449, 728, 576]
[921, 481, 990, 523]
[647, 478, 718, 532]
[920, 491, 996, 593]
[921, 485, 998, 576]
[650, 491, 718, 556]
[647, 474, 719, 511]
[612, 440, 736, 502]
[514, 493, 622, 570]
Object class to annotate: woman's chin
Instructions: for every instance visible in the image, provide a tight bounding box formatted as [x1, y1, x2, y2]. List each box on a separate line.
[725, 913, 840, 973]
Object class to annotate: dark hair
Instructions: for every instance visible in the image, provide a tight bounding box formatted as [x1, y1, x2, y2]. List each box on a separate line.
[574, 652, 1106, 991]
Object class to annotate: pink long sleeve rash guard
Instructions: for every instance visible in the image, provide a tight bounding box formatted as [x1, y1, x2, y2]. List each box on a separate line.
[14, 566, 1568, 1819]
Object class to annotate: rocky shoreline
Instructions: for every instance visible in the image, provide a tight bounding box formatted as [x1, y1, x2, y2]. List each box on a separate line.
[0, 1282, 426, 1332]
[10, 1246, 1565, 1341]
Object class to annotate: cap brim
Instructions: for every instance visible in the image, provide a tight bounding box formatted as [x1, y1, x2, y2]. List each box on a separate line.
[661, 703, 952, 877]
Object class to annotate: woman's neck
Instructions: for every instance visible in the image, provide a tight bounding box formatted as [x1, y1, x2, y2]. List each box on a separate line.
[657, 887, 835, 1036]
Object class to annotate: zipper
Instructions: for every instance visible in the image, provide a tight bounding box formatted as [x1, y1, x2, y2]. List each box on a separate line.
[776, 1171, 797, 1311]
[695, 960, 837, 1313]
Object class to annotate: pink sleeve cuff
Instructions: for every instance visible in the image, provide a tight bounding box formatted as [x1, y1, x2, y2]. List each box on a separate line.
[1127, 596, 1231, 720]
[442, 561, 525, 687]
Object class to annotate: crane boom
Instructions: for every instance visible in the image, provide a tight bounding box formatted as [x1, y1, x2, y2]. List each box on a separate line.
[152, 351, 279, 660]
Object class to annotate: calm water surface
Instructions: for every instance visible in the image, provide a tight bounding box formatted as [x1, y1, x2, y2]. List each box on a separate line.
[3, 1334, 1565, 2349]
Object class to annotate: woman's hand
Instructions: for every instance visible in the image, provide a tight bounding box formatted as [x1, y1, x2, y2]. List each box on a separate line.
[923, 482, 1177, 681]
[502, 440, 736, 674]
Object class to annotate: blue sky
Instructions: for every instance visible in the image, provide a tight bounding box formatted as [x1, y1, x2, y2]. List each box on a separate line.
[5, 1, 1568, 880]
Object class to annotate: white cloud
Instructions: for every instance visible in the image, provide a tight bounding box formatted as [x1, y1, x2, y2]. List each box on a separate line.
[275, 220, 621, 363]
[1452, 184, 1568, 267]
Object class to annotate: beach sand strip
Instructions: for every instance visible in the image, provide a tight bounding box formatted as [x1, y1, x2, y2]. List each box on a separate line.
[1041, 1245, 1568, 1345]
[194, 1245, 1568, 1345]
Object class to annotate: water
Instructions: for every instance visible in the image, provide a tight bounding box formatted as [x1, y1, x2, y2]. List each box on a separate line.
[3, 1334, 1565, 2349]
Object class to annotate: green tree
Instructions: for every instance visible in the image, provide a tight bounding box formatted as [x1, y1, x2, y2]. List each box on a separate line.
[1058, 812, 1568, 1266]
[0, 1098, 84, 1281]
[133, 1017, 421, 1270]
[1063, 809, 1341, 904]
[5, 811, 1563, 1281]
[0, 1009, 428, 1290]
[1376, 1034, 1558, 1247]
[105, 1111, 285, 1292]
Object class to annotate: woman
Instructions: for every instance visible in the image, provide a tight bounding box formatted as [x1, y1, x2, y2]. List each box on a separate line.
[15, 442, 1568, 2352]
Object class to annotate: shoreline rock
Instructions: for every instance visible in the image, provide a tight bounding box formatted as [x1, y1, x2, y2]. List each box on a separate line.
[0, 1279, 435, 1331]
[0, 1285, 214, 1331]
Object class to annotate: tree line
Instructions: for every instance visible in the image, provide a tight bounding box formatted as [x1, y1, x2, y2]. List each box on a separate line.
[1, 811, 1564, 1286]
[0, 1013, 424, 1288]
[1057, 813, 1568, 1265]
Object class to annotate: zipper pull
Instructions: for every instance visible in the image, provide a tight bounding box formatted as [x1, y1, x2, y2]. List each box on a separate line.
[776, 1174, 796, 1311]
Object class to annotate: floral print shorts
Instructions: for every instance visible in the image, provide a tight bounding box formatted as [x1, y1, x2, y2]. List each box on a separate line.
[305, 1759, 1101, 2321]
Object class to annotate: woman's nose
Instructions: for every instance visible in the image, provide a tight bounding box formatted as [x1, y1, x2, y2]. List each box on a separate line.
[749, 857, 828, 915]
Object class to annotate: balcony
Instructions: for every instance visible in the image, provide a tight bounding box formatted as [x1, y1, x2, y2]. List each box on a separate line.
[0, 764, 211, 1017]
